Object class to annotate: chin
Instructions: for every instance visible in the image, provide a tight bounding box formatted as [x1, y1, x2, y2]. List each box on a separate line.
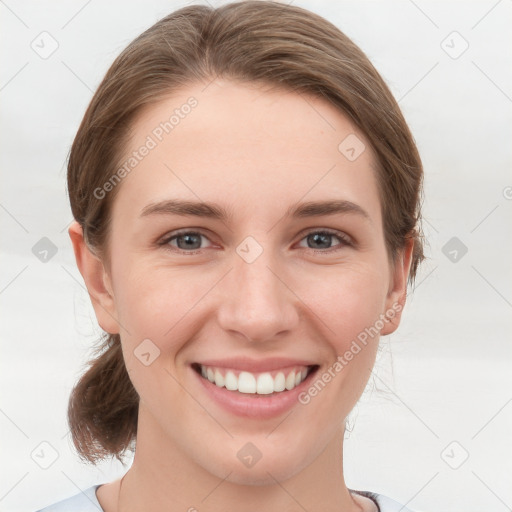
[198, 445, 314, 486]
[224, 464, 302, 486]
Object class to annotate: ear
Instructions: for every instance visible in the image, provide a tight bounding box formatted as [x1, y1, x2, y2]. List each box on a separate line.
[380, 238, 414, 336]
[68, 221, 120, 334]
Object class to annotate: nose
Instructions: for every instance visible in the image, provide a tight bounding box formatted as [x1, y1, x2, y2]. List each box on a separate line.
[216, 246, 299, 343]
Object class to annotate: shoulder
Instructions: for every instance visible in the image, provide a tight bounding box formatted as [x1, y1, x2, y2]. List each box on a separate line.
[374, 493, 417, 511]
[35, 485, 103, 512]
[352, 489, 420, 512]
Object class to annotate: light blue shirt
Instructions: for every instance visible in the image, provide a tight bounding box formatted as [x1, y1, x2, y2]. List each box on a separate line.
[36, 485, 418, 511]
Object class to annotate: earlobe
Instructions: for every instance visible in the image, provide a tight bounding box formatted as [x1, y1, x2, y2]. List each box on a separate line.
[68, 221, 120, 334]
[380, 238, 414, 336]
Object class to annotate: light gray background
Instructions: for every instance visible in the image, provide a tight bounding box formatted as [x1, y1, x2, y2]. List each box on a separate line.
[1, 1, 511, 510]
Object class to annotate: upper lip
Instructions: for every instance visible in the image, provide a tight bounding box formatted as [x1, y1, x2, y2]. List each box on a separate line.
[193, 357, 318, 373]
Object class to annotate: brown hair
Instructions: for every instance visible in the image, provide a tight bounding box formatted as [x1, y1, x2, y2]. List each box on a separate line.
[67, 0, 424, 463]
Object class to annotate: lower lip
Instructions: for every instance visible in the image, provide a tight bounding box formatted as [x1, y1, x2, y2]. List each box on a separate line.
[192, 366, 318, 419]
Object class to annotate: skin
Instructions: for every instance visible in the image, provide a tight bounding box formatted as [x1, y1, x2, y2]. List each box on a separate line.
[70, 79, 413, 512]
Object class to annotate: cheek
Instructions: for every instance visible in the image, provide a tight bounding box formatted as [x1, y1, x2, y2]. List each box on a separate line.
[292, 268, 388, 423]
[113, 253, 389, 353]
[113, 260, 199, 341]
[109, 260, 192, 397]
[114, 267, 196, 417]
[302, 264, 389, 349]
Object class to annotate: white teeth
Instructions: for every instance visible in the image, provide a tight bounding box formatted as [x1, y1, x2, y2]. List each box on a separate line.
[274, 372, 286, 392]
[214, 369, 224, 387]
[225, 370, 238, 391]
[238, 371, 256, 393]
[285, 371, 296, 390]
[256, 373, 274, 394]
[198, 365, 311, 394]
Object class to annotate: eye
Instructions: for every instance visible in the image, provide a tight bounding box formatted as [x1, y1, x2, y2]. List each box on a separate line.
[158, 228, 352, 254]
[159, 230, 213, 253]
[297, 229, 352, 252]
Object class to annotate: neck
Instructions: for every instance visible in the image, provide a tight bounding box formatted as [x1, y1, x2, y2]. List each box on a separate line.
[117, 405, 363, 512]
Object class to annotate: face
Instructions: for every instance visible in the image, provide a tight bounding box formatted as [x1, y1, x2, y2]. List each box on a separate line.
[84, 79, 410, 484]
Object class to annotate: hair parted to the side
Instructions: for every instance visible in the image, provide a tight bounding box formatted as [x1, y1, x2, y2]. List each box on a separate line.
[67, 0, 424, 463]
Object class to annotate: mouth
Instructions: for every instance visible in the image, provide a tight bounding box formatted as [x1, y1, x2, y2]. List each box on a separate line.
[191, 362, 319, 395]
[190, 359, 320, 418]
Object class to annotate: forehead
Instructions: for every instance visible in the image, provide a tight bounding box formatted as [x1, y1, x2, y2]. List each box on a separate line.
[112, 79, 382, 225]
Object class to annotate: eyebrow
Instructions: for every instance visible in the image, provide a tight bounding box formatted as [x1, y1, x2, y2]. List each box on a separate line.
[140, 198, 370, 222]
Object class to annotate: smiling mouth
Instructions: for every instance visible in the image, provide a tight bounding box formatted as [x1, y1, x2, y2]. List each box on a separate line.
[191, 363, 319, 395]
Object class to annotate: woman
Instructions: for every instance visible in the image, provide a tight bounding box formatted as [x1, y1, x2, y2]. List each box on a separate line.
[38, 1, 424, 510]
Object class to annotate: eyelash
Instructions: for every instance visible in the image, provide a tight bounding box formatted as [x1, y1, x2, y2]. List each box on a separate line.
[158, 228, 353, 255]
